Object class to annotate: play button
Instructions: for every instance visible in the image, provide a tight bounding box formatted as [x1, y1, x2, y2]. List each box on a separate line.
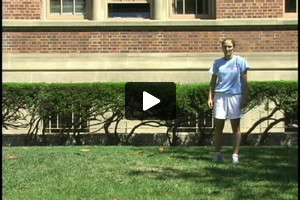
[125, 82, 176, 120]
[143, 91, 160, 111]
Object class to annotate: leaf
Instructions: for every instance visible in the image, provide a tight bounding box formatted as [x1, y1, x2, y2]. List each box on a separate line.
[6, 154, 18, 159]
[80, 149, 91, 152]
[159, 147, 166, 152]
[19, 184, 29, 190]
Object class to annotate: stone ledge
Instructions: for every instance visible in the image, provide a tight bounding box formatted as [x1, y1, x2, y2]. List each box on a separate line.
[2, 18, 297, 28]
[3, 52, 298, 71]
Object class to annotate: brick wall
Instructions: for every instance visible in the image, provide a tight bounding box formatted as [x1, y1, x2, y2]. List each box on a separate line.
[2, 30, 298, 54]
[2, 0, 42, 20]
[217, 0, 284, 19]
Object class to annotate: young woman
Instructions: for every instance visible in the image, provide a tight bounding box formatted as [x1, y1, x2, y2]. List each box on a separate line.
[208, 38, 250, 164]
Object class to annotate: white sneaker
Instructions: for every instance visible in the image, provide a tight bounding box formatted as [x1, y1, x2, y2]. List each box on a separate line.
[232, 154, 240, 164]
[213, 152, 223, 163]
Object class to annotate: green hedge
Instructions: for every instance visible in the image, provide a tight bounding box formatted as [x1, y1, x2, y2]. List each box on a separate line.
[2, 81, 298, 145]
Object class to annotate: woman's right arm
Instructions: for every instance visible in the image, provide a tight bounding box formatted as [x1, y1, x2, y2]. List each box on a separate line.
[208, 74, 217, 109]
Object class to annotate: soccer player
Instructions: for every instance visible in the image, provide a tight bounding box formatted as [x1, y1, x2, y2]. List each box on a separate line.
[208, 38, 250, 164]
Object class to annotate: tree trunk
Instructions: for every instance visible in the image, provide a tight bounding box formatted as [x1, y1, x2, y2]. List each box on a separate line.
[257, 117, 285, 145]
[242, 106, 280, 145]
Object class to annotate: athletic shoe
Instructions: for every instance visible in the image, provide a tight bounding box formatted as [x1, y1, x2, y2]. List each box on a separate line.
[213, 152, 223, 163]
[232, 154, 240, 164]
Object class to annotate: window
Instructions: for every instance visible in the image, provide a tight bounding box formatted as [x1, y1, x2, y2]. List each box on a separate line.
[172, 0, 214, 19]
[48, 0, 89, 19]
[285, 0, 297, 12]
[108, 3, 151, 18]
[285, 111, 298, 132]
[177, 112, 214, 133]
[50, 0, 86, 15]
[45, 112, 89, 133]
[284, 0, 298, 18]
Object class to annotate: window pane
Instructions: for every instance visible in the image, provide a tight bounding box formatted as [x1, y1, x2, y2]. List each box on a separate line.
[205, 113, 213, 127]
[50, 0, 61, 14]
[108, 4, 150, 18]
[189, 114, 196, 127]
[63, 0, 73, 13]
[74, 113, 81, 129]
[185, 0, 195, 14]
[75, 0, 86, 14]
[285, 0, 296, 12]
[175, 0, 183, 14]
[197, 0, 208, 14]
[81, 120, 88, 129]
[51, 114, 58, 128]
[59, 113, 73, 128]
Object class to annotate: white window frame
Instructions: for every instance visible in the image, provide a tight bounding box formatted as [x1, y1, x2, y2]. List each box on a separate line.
[45, 111, 89, 134]
[170, 0, 215, 19]
[283, 0, 298, 18]
[46, 0, 91, 20]
[177, 112, 214, 133]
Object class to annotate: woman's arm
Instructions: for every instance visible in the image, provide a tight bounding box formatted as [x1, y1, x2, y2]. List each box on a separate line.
[208, 74, 217, 109]
[242, 72, 249, 108]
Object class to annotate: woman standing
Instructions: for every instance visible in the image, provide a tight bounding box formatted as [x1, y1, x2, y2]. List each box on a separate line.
[208, 38, 250, 164]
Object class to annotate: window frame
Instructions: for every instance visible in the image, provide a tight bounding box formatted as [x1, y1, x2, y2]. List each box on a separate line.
[46, 0, 91, 20]
[283, 0, 298, 18]
[107, 0, 152, 20]
[284, 110, 298, 132]
[170, 0, 215, 19]
[44, 110, 89, 134]
[176, 112, 214, 133]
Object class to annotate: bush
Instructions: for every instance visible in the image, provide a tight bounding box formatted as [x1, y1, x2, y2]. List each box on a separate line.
[2, 81, 298, 145]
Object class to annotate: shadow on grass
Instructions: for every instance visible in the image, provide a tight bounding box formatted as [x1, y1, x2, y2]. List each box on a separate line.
[128, 146, 298, 199]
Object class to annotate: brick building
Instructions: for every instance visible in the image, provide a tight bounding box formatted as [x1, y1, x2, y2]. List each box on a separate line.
[2, 0, 298, 136]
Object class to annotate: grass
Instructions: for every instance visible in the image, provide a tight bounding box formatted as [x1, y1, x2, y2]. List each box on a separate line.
[3, 145, 298, 200]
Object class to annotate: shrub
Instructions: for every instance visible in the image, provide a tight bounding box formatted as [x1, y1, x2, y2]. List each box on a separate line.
[2, 81, 298, 145]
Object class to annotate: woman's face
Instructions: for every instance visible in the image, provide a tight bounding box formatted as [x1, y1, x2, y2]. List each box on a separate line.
[222, 40, 235, 59]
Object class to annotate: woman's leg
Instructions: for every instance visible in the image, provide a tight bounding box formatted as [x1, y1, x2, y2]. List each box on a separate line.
[230, 118, 241, 154]
[214, 118, 225, 152]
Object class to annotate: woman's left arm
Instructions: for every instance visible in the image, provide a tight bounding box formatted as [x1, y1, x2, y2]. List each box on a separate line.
[242, 71, 249, 108]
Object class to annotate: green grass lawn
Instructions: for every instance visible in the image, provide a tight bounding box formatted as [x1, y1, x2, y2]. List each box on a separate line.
[3, 146, 298, 200]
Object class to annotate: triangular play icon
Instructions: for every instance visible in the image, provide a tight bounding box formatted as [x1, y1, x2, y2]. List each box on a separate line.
[143, 91, 160, 111]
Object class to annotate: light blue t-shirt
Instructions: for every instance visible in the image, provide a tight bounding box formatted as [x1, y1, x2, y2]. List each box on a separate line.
[209, 55, 250, 94]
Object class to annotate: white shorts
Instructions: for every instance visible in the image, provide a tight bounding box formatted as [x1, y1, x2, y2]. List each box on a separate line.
[213, 93, 243, 120]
